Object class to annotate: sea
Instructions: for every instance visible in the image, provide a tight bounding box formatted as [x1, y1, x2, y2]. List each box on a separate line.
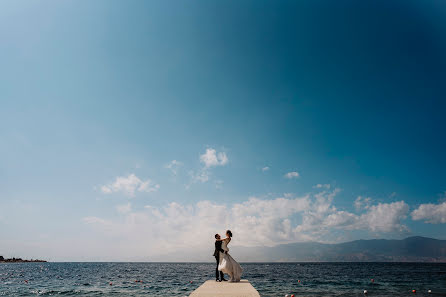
[1, 262, 445, 296]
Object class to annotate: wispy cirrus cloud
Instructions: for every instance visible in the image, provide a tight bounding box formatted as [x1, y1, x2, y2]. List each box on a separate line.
[189, 169, 210, 184]
[165, 160, 183, 176]
[354, 196, 372, 211]
[261, 166, 270, 172]
[100, 174, 159, 197]
[82, 216, 112, 226]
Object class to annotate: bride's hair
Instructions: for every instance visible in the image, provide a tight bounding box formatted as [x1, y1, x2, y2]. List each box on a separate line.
[226, 230, 232, 237]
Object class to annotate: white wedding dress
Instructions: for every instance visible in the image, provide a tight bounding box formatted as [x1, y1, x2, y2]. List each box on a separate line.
[218, 239, 242, 282]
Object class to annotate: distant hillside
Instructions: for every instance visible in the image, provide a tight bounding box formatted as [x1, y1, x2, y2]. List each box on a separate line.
[0, 256, 46, 263]
[152, 236, 446, 262]
[232, 236, 446, 262]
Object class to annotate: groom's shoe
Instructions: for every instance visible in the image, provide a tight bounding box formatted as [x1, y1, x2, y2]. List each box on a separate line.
[221, 278, 228, 281]
[216, 279, 221, 282]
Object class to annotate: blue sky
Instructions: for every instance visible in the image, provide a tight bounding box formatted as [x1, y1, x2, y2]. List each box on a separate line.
[1, 0, 445, 261]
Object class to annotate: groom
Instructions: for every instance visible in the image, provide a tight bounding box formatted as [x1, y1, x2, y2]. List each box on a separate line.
[213, 234, 227, 282]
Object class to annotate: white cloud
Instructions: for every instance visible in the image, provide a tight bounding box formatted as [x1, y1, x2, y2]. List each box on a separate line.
[295, 190, 409, 235]
[231, 195, 312, 245]
[116, 203, 132, 214]
[359, 201, 409, 233]
[83, 195, 312, 255]
[165, 160, 183, 176]
[284, 171, 300, 179]
[313, 184, 331, 189]
[200, 148, 228, 168]
[100, 174, 159, 197]
[294, 188, 341, 233]
[411, 201, 446, 224]
[354, 196, 372, 211]
[323, 211, 358, 228]
[82, 188, 411, 259]
[261, 166, 270, 172]
[188, 148, 228, 186]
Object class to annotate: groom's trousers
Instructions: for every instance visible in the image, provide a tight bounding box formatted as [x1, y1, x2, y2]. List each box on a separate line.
[215, 254, 224, 280]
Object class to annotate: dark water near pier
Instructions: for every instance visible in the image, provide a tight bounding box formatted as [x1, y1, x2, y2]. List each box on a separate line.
[1, 262, 445, 296]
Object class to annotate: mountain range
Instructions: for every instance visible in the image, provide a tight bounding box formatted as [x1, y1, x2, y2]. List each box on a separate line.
[153, 236, 446, 262]
[233, 236, 446, 262]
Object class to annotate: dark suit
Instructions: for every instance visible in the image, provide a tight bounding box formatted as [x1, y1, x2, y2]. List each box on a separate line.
[213, 240, 225, 280]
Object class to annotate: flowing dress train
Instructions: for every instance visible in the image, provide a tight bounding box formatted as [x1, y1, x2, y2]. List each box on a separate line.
[218, 239, 242, 282]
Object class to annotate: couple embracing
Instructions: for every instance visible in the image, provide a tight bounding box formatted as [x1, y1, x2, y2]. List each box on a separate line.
[213, 230, 243, 282]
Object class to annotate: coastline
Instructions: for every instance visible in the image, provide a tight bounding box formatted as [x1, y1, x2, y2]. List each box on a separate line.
[0, 256, 46, 263]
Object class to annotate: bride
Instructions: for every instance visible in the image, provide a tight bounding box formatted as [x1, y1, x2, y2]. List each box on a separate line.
[217, 230, 243, 282]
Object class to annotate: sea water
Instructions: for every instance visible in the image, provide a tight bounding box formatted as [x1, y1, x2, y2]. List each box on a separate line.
[1, 262, 445, 296]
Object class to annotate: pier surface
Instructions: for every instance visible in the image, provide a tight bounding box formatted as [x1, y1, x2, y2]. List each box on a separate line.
[189, 280, 260, 297]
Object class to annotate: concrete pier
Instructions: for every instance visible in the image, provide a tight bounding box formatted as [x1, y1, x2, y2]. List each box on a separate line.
[189, 280, 260, 297]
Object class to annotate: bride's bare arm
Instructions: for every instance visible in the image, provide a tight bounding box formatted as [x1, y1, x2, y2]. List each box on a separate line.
[224, 237, 231, 244]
